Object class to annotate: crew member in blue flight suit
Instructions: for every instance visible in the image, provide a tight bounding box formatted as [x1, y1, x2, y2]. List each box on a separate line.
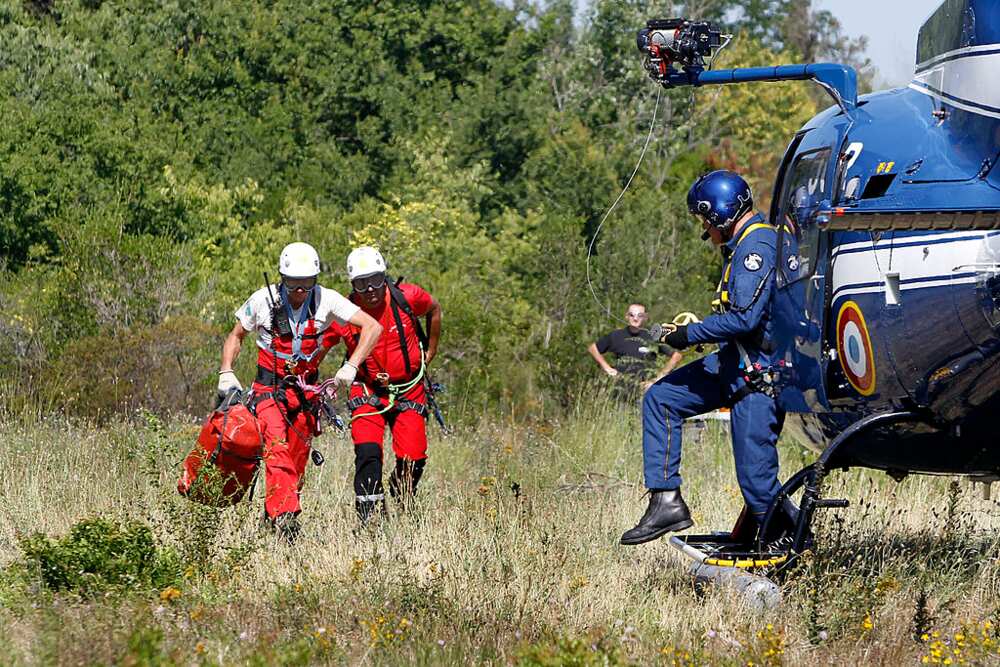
[621, 170, 785, 546]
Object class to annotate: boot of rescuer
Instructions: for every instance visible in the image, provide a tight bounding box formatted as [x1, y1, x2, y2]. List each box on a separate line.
[261, 511, 302, 545]
[620, 488, 693, 545]
[388, 457, 426, 508]
[354, 497, 386, 527]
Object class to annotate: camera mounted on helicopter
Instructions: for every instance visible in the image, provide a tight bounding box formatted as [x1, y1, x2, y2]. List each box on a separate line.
[636, 19, 728, 85]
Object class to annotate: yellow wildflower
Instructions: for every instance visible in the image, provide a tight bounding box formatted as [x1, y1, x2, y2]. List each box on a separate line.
[159, 587, 182, 602]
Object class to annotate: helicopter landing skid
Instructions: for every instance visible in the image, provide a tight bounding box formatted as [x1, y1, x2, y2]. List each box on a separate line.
[668, 533, 786, 610]
[669, 533, 791, 569]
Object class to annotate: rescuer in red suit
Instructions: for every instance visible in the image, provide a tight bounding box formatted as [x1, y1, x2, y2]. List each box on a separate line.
[218, 242, 382, 542]
[323, 246, 442, 524]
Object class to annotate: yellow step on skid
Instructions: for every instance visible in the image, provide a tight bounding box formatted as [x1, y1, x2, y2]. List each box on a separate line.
[704, 554, 788, 569]
[669, 535, 789, 570]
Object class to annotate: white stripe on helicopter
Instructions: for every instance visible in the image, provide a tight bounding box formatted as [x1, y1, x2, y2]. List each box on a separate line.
[830, 231, 999, 301]
[830, 230, 998, 258]
[909, 45, 1000, 120]
[832, 229, 1000, 259]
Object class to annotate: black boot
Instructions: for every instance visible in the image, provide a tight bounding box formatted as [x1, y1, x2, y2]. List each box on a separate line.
[355, 497, 386, 527]
[620, 489, 693, 545]
[388, 457, 426, 508]
[263, 511, 301, 545]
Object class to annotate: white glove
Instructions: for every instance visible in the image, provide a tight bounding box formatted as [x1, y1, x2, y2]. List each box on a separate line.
[334, 362, 358, 387]
[604, 367, 619, 377]
[217, 370, 243, 393]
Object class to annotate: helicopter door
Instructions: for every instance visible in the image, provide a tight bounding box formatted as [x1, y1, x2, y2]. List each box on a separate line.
[771, 125, 845, 412]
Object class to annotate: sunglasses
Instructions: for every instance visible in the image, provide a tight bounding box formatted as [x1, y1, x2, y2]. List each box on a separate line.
[283, 278, 316, 293]
[352, 273, 387, 293]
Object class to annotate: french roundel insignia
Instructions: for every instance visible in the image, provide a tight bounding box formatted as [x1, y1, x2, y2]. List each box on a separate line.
[787, 254, 800, 272]
[743, 253, 763, 271]
[836, 300, 876, 396]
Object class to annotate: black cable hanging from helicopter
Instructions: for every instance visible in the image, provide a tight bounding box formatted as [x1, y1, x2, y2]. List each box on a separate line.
[585, 19, 733, 342]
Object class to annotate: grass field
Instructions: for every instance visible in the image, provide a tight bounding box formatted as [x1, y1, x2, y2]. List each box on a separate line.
[1, 394, 999, 666]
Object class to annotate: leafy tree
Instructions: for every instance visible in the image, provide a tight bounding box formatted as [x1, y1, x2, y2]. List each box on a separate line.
[0, 0, 872, 416]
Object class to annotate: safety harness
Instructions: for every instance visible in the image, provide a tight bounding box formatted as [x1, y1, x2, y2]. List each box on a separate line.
[250, 280, 326, 459]
[346, 277, 432, 419]
[713, 223, 787, 402]
[711, 221, 776, 313]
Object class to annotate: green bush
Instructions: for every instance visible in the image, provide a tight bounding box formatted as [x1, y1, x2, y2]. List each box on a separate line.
[18, 517, 182, 596]
[52, 315, 218, 419]
[516, 635, 627, 667]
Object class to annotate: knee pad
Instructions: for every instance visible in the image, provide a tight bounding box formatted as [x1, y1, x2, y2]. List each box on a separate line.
[354, 442, 384, 497]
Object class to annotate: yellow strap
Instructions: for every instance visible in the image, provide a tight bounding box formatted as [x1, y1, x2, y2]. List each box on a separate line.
[704, 554, 789, 569]
[722, 222, 778, 281]
[737, 221, 777, 244]
[724, 224, 776, 285]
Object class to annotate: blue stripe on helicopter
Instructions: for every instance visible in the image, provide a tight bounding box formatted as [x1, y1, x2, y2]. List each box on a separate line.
[831, 231, 1000, 258]
[914, 47, 1000, 74]
[832, 272, 979, 302]
[908, 80, 1000, 116]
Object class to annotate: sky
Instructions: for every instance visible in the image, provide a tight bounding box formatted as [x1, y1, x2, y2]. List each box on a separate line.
[808, 0, 942, 86]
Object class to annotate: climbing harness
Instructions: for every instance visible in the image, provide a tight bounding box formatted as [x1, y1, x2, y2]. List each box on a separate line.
[344, 276, 447, 429]
[709, 223, 791, 402]
[345, 347, 427, 421]
[256, 275, 331, 465]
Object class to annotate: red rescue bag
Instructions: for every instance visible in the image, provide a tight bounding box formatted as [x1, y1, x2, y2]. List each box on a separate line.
[178, 403, 263, 506]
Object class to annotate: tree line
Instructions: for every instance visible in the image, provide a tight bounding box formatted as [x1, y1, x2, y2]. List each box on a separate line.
[0, 0, 870, 418]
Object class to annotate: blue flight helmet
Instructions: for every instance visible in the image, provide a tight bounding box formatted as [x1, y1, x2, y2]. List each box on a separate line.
[787, 185, 813, 231]
[687, 170, 754, 237]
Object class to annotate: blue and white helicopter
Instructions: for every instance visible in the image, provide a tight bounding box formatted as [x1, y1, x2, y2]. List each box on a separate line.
[637, 0, 1000, 565]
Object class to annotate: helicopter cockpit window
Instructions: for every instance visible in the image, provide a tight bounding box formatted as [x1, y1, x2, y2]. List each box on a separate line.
[777, 148, 831, 286]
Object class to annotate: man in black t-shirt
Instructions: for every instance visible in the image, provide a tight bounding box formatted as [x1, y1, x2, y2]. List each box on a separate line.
[588, 304, 682, 384]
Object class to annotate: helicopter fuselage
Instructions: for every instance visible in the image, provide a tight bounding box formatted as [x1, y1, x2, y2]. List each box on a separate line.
[769, 1, 1000, 478]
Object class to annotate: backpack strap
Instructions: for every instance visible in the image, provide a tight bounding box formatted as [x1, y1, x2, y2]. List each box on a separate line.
[387, 276, 429, 349]
[385, 275, 430, 377]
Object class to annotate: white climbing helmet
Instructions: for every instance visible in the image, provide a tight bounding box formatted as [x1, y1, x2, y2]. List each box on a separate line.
[346, 246, 387, 280]
[278, 242, 321, 278]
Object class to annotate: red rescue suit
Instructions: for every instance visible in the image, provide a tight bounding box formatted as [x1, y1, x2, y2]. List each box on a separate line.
[253, 305, 324, 519]
[325, 282, 434, 461]
[237, 285, 356, 519]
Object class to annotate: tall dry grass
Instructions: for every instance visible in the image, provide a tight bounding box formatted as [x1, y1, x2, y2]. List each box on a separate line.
[1, 394, 998, 665]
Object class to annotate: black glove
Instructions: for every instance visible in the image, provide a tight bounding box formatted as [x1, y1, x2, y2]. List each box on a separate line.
[664, 324, 689, 350]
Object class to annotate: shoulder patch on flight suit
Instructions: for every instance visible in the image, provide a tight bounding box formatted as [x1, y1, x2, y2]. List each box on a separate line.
[743, 253, 763, 271]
